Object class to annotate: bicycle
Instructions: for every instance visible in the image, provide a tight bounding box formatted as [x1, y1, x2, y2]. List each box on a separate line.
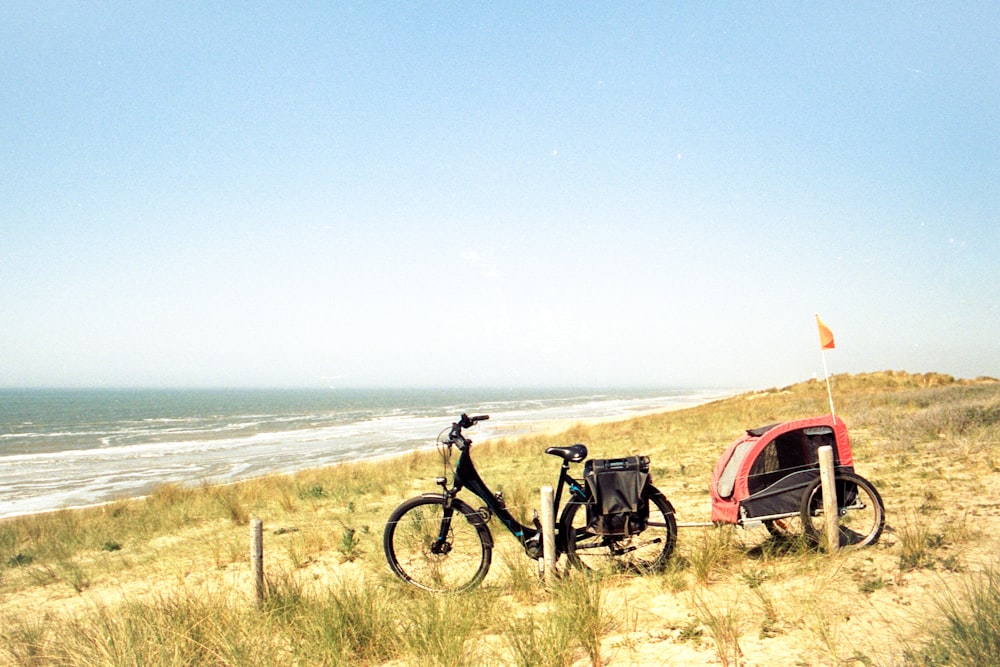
[383, 413, 677, 593]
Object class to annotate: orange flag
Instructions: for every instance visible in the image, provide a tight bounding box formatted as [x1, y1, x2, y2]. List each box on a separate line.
[816, 315, 835, 349]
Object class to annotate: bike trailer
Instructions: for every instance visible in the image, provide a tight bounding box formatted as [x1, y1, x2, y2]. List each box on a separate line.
[584, 455, 651, 535]
[709, 416, 855, 525]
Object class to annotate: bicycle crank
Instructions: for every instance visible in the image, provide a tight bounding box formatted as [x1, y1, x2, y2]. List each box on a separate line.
[611, 537, 662, 556]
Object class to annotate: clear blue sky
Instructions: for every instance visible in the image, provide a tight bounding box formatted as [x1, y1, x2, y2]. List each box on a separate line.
[2, 3, 997, 389]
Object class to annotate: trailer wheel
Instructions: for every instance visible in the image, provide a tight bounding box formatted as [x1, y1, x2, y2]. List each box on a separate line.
[799, 472, 884, 549]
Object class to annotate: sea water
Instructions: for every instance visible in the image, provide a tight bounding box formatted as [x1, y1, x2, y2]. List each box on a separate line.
[0, 387, 731, 519]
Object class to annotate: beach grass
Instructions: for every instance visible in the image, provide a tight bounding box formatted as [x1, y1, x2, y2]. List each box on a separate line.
[2, 370, 999, 665]
[908, 566, 1000, 666]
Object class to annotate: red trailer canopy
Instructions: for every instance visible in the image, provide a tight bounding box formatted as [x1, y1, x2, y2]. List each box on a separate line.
[709, 416, 854, 525]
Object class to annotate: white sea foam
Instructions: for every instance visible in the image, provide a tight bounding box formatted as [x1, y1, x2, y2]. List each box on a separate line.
[0, 388, 734, 519]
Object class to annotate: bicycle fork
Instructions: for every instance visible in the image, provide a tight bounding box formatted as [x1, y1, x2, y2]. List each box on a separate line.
[431, 477, 458, 555]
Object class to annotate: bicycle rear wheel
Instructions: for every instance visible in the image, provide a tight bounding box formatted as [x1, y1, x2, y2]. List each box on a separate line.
[562, 489, 676, 573]
[384, 495, 492, 593]
[800, 472, 884, 549]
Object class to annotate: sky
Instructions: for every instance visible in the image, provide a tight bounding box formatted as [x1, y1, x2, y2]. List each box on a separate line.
[1, 3, 998, 390]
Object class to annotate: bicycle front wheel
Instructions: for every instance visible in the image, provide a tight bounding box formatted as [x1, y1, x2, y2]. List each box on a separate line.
[562, 489, 676, 574]
[383, 495, 492, 593]
[800, 472, 885, 549]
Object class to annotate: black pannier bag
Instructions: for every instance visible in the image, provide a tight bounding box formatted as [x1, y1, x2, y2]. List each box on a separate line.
[583, 456, 651, 535]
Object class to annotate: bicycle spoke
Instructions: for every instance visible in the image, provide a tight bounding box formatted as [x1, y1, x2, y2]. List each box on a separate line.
[384, 496, 491, 593]
[563, 490, 676, 573]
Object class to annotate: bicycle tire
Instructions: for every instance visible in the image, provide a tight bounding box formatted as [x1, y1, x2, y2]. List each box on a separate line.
[383, 495, 493, 593]
[799, 472, 884, 549]
[561, 487, 676, 574]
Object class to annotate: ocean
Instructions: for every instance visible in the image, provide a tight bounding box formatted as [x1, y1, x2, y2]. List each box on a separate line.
[0, 387, 731, 519]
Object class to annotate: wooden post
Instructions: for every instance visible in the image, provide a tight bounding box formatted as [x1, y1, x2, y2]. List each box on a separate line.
[250, 518, 264, 606]
[818, 446, 839, 552]
[540, 486, 557, 584]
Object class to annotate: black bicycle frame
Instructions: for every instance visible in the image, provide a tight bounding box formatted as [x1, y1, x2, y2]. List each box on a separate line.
[440, 441, 589, 551]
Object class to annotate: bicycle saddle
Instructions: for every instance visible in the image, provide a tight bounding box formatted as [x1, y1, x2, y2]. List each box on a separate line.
[544, 443, 588, 463]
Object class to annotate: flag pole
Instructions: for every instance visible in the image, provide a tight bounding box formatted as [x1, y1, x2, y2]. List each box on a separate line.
[820, 345, 836, 422]
[815, 314, 837, 423]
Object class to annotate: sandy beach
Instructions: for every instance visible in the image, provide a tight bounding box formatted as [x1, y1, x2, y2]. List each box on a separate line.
[3, 373, 999, 665]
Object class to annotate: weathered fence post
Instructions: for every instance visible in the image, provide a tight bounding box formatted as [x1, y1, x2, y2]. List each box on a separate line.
[818, 446, 839, 552]
[540, 486, 557, 584]
[250, 517, 264, 606]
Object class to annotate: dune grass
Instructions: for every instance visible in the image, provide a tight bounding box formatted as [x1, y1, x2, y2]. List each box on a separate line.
[908, 566, 1000, 666]
[1, 371, 999, 665]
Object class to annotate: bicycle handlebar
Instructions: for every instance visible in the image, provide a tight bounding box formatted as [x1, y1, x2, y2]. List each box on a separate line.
[459, 413, 489, 428]
[449, 413, 489, 445]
